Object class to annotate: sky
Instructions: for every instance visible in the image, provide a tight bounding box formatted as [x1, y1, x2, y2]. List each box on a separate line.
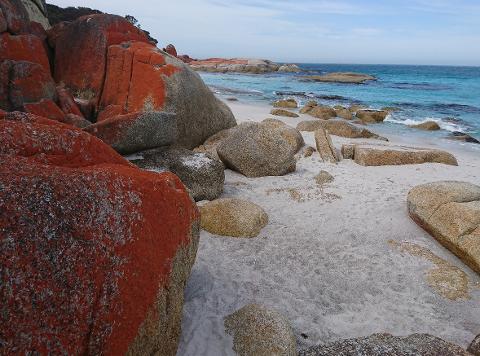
[48, 0, 480, 66]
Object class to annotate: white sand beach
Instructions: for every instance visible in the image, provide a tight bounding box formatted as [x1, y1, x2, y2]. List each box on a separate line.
[178, 100, 480, 355]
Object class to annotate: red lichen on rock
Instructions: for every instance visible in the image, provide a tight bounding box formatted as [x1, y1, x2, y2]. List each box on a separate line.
[0, 154, 199, 354]
[24, 98, 65, 121]
[0, 112, 130, 167]
[0, 32, 50, 73]
[57, 85, 84, 117]
[164, 43, 177, 57]
[98, 41, 180, 119]
[53, 14, 151, 102]
[0, 0, 30, 34]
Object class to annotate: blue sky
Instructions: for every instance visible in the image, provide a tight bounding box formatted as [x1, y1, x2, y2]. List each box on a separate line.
[49, 0, 480, 66]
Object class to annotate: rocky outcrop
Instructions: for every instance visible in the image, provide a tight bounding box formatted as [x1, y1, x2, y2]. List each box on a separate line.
[407, 181, 480, 275]
[225, 304, 297, 356]
[189, 58, 285, 73]
[217, 122, 297, 177]
[132, 147, 225, 201]
[273, 98, 298, 108]
[297, 119, 386, 140]
[303, 72, 376, 84]
[84, 111, 177, 155]
[278, 63, 301, 73]
[410, 121, 441, 131]
[200, 198, 268, 238]
[164, 43, 177, 57]
[299, 333, 470, 356]
[349, 144, 458, 166]
[271, 108, 299, 118]
[0, 113, 200, 355]
[314, 128, 339, 163]
[356, 109, 389, 124]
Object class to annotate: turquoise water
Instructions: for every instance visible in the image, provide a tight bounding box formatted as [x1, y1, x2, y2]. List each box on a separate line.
[199, 64, 480, 140]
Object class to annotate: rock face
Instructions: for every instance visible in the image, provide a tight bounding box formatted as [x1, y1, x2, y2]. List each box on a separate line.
[225, 304, 297, 356]
[314, 128, 339, 163]
[468, 334, 480, 355]
[273, 98, 298, 108]
[410, 121, 441, 131]
[84, 111, 177, 155]
[132, 147, 225, 201]
[189, 58, 281, 73]
[20, 0, 50, 29]
[271, 108, 299, 118]
[356, 109, 389, 124]
[217, 122, 297, 177]
[297, 119, 386, 140]
[299, 333, 470, 356]
[350, 144, 458, 166]
[303, 72, 376, 84]
[200, 198, 268, 238]
[0, 113, 200, 355]
[407, 181, 480, 275]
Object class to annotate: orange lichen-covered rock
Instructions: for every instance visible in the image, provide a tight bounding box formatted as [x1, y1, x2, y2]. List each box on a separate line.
[0, 0, 30, 34]
[0, 112, 130, 167]
[164, 43, 178, 57]
[53, 14, 151, 101]
[97, 42, 236, 149]
[1, 60, 56, 112]
[98, 41, 180, 117]
[0, 32, 50, 72]
[56, 85, 84, 117]
[0, 154, 199, 355]
[24, 98, 66, 121]
[84, 111, 177, 154]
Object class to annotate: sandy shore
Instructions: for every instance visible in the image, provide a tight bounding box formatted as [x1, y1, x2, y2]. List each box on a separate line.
[178, 100, 480, 355]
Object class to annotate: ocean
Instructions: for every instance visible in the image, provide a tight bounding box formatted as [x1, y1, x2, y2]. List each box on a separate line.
[199, 63, 480, 141]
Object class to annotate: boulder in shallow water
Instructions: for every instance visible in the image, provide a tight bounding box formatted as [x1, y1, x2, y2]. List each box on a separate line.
[448, 131, 480, 144]
[271, 108, 299, 118]
[352, 144, 458, 166]
[407, 181, 480, 275]
[314, 128, 339, 163]
[132, 147, 225, 201]
[303, 72, 376, 84]
[217, 122, 296, 177]
[410, 121, 441, 131]
[356, 109, 389, 124]
[200, 198, 268, 238]
[299, 333, 469, 356]
[299, 100, 317, 114]
[225, 304, 297, 356]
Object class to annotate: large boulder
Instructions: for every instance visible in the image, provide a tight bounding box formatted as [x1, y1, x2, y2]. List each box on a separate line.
[0, 32, 50, 73]
[53, 14, 151, 100]
[200, 198, 268, 238]
[20, 0, 50, 29]
[217, 122, 296, 177]
[261, 118, 304, 154]
[84, 111, 177, 155]
[225, 304, 297, 356]
[410, 121, 441, 131]
[97, 40, 236, 148]
[350, 144, 458, 166]
[299, 333, 469, 356]
[307, 105, 336, 120]
[407, 181, 480, 275]
[314, 128, 339, 163]
[132, 147, 225, 201]
[0, 114, 200, 355]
